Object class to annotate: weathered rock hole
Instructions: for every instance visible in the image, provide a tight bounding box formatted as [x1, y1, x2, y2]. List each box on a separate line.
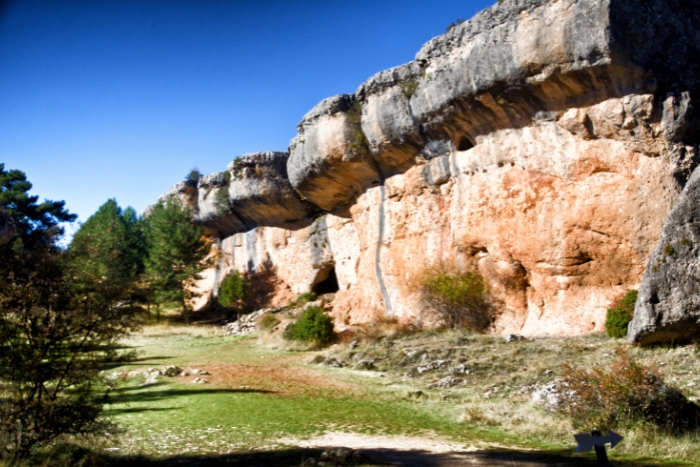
[456, 136, 474, 151]
[312, 266, 340, 295]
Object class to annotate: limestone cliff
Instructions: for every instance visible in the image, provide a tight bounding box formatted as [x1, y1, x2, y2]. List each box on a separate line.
[157, 0, 700, 339]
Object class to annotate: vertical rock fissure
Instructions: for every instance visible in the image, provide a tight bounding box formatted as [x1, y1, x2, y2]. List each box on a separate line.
[212, 241, 224, 299]
[245, 228, 257, 272]
[375, 184, 393, 317]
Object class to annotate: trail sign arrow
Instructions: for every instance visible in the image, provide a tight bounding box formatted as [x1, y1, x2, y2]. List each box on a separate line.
[574, 430, 623, 452]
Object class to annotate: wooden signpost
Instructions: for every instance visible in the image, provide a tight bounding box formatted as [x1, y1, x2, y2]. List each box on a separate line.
[574, 430, 623, 467]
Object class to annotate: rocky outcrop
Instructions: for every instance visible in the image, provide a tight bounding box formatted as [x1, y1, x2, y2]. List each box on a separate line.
[628, 166, 700, 345]
[288, 96, 381, 211]
[155, 0, 700, 339]
[159, 152, 319, 237]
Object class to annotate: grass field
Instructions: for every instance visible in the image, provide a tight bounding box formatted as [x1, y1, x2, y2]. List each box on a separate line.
[6, 323, 700, 466]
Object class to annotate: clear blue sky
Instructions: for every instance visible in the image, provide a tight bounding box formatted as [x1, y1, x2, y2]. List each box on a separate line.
[0, 0, 494, 231]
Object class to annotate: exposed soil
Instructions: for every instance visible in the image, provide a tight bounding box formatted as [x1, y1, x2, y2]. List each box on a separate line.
[174, 363, 362, 397]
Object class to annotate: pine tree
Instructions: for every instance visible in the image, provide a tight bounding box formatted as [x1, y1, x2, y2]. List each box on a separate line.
[0, 165, 135, 457]
[0, 163, 76, 249]
[143, 198, 209, 324]
[68, 199, 146, 305]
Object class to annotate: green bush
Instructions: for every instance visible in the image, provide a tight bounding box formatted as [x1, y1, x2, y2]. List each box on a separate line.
[346, 100, 370, 159]
[284, 306, 334, 344]
[401, 80, 419, 99]
[257, 312, 280, 331]
[295, 291, 317, 305]
[419, 264, 494, 331]
[558, 349, 700, 435]
[219, 271, 249, 320]
[605, 290, 637, 338]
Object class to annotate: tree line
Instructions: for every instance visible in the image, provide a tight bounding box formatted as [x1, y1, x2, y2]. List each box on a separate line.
[0, 163, 209, 458]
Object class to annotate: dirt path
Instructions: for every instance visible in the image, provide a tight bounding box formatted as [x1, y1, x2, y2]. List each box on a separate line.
[284, 432, 593, 467]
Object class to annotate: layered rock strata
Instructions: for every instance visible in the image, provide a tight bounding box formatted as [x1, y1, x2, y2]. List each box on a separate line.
[157, 0, 700, 339]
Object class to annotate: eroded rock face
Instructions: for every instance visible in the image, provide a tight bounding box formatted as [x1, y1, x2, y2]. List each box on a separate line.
[288, 95, 381, 211]
[226, 152, 318, 230]
[158, 152, 318, 237]
[332, 101, 686, 334]
[628, 166, 700, 345]
[202, 214, 361, 308]
[353, 0, 700, 181]
[158, 0, 700, 340]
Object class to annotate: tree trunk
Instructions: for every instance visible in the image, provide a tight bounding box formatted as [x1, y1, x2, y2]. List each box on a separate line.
[181, 281, 189, 325]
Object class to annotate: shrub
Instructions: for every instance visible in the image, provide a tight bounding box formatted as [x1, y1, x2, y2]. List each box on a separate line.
[605, 290, 637, 338]
[284, 306, 334, 344]
[214, 187, 230, 214]
[218, 270, 249, 320]
[558, 349, 700, 435]
[401, 80, 419, 99]
[445, 17, 465, 32]
[295, 291, 317, 305]
[419, 264, 494, 331]
[257, 312, 280, 331]
[664, 243, 675, 256]
[346, 100, 370, 159]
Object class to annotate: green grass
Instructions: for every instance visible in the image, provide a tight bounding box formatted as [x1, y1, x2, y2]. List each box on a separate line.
[26, 324, 698, 466]
[106, 326, 473, 457]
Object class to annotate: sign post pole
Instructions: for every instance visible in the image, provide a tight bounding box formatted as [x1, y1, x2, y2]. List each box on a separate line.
[574, 429, 623, 467]
[591, 430, 610, 467]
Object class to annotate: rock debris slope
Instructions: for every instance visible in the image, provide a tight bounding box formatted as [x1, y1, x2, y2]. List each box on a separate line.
[155, 0, 700, 340]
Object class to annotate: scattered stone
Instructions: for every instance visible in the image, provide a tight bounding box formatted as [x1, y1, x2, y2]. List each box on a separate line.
[349, 340, 359, 349]
[303, 300, 323, 310]
[355, 360, 375, 370]
[323, 357, 345, 368]
[223, 308, 282, 336]
[505, 334, 525, 343]
[416, 360, 448, 374]
[191, 377, 209, 384]
[451, 364, 471, 375]
[430, 376, 463, 389]
[163, 365, 182, 377]
[531, 381, 570, 412]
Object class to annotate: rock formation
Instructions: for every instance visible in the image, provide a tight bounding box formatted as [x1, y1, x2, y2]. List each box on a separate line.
[157, 0, 700, 339]
[628, 166, 700, 345]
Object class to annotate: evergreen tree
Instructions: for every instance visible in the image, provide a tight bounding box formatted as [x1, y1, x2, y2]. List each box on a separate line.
[0, 166, 135, 457]
[218, 270, 249, 321]
[68, 199, 146, 304]
[0, 163, 76, 249]
[143, 198, 209, 324]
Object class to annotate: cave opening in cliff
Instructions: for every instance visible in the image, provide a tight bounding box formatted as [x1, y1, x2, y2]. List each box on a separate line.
[312, 266, 339, 295]
[456, 135, 474, 151]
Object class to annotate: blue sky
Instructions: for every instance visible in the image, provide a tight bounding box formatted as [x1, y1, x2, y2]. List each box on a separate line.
[0, 0, 494, 231]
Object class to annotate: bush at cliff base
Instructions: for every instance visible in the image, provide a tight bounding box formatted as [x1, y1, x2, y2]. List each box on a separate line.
[419, 264, 494, 331]
[557, 349, 700, 435]
[284, 306, 334, 344]
[605, 290, 638, 338]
